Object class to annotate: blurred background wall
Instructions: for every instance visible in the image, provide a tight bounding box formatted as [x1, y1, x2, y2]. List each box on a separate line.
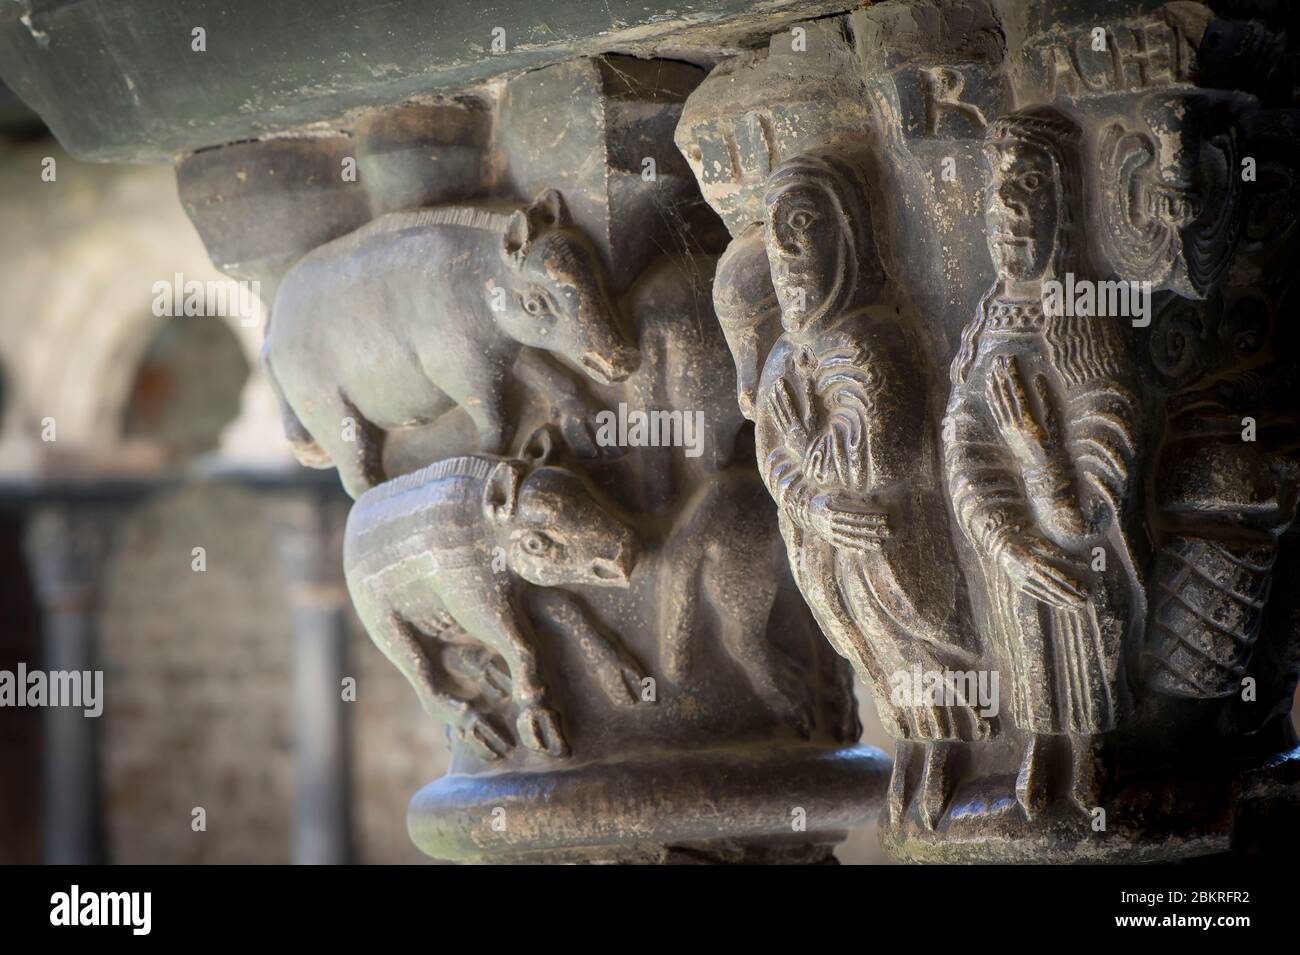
[0, 87, 444, 864]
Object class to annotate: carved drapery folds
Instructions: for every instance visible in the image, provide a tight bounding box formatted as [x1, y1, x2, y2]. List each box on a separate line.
[181, 55, 883, 863]
[677, 0, 1300, 861]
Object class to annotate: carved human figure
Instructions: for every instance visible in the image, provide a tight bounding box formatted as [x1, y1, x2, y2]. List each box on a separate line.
[752, 146, 994, 829]
[942, 107, 1144, 816]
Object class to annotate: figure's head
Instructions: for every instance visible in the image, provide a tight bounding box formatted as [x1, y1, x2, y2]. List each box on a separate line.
[763, 146, 884, 332]
[984, 107, 1084, 286]
[481, 453, 639, 589]
[497, 189, 639, 384]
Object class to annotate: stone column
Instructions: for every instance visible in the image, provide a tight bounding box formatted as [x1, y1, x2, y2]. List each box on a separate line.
[23, 506, 113, 865]
[675, 0, 1300, 862]
[274, 490, 354, 865]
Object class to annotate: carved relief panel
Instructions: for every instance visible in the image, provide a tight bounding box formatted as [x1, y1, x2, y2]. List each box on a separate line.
[678, 0, 1300, 861]
[183, 54, 885, 863]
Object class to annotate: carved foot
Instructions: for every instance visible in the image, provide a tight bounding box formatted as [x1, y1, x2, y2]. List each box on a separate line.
[918, 742, 956, 831]
[1069, 735, 1107, 814]
[776, 696, 816, 741]
[1015, 735, 1051, 821]
[887, 741, 913, 829]
[517, 705, 570, 757]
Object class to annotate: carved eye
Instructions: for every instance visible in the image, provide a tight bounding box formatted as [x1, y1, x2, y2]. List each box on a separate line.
[786, 209, 818, 232]
[522, 291, 551, 317]
[520, 531, 552, 556]
[1020, 171, 1045, 191]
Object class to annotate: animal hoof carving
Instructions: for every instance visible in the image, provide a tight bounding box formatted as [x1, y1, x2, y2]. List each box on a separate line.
[597, 658, 648, 707]
[445, 646, 513, 705]
[476, 659, 513, 705]
[787, 701, 815, 742]
[517, 706, 570, 758]
[458, 713, 513, 761]
[554, 400, 603, 459]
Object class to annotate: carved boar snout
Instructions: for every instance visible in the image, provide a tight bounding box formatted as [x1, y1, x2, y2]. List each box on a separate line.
[587, 530, 638, 587]
[577, 339, 639, 385]
[497, 465, 641, 590]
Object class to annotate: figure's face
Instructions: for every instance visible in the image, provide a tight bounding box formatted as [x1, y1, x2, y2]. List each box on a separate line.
[765, 182, 839, 330]
[985, 140, 1058, 283]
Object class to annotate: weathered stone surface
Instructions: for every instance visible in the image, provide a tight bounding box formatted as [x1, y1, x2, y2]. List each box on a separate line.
[13, 0, 1299, 865]
[177, 137, 370, 291]
[676, 0, 1300, 862]
[0, 0, 863, 163]
[175, 53, 885, 863]
[356, 102, 492, 218]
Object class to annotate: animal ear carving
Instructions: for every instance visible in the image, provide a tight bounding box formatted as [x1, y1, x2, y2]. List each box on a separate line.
[520, 424, 560, 466]
[503, 189, 571, 267]
[482, 460, 523, 523]
[503, 208, 532, 265]
[529, 187, 570, 229]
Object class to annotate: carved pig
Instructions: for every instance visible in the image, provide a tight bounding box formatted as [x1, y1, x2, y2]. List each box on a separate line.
[265, 189, 639, 497]
[343, 447, 639, 758]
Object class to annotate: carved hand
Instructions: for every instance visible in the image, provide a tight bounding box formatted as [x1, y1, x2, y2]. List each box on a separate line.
[769, 376, 813, 455]
[988, 355, 1059, 471]
[808, 493, 890, 553]
[996, 534, 1089, 610]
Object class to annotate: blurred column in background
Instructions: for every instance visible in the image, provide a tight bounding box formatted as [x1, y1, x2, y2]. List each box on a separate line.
[23, 505, 113, 864]
[276, 490, 353, 865]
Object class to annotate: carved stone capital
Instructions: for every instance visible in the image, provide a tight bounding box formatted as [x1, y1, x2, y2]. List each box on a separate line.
[175, 51, 886, 863]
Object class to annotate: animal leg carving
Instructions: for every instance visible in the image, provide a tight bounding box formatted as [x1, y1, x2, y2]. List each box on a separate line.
[659, 558, 702, 681]
[529, 588, 647, 706]
[514, 348, 604, 458]
[490, 612, 569, 757]
[380, 613, 512, 760]
[702, 553, 815, 738]
[337, 391, 387, 497]
[443, 643, 513, 705]
[422, 352, 514, 455]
